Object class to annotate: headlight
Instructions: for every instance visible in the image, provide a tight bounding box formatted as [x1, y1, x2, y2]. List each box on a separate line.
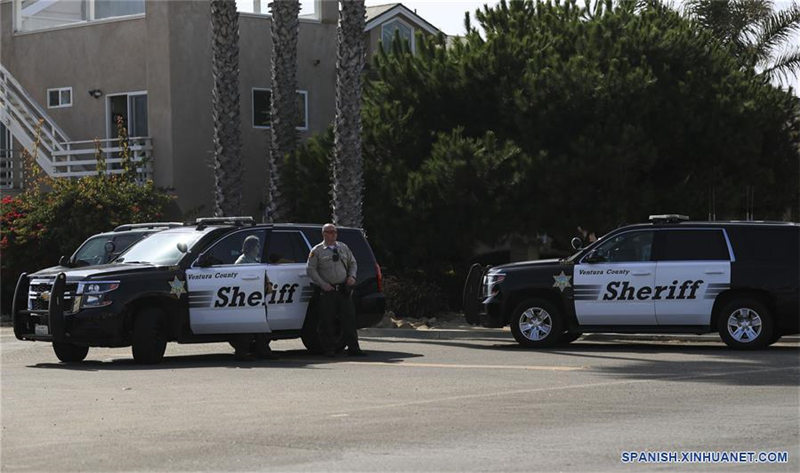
[77, 281, 120, 308]
[483, 272, 506, 297]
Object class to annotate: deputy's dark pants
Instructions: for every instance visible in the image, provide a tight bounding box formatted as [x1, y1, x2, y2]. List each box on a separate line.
[319, 288, 359, 351]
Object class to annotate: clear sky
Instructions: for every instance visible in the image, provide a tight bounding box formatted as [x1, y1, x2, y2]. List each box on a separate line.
[366, 0, 798, 95]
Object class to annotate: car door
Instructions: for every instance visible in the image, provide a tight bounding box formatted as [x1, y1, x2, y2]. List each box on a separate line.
[573, 230, 657, 325]
[263, 230, 314, 330]
[186, 228, 271, 334]
[653, 228, 732, 326]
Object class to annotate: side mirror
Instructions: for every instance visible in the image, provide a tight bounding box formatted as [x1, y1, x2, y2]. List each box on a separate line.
[571, 237, 583, 250]
[584, 249, 605, 264]
[176, 242, 188, 253]
[58, 255, 71, 267]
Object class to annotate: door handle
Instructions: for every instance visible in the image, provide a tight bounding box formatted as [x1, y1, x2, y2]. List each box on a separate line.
[704, 270, 724, 274]
[631, 272, 651, 276]
[298, 274, 310, 278]
[241, 276, 259, 281]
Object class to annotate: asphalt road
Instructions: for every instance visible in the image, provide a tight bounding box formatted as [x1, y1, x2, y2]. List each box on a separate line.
[1, 327, 798, 472]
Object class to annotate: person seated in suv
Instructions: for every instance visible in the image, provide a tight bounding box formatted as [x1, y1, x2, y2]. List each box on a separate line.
[235, 235, 261, 265]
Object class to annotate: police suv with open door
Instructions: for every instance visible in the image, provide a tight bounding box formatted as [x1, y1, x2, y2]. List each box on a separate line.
[464, 215, 799, 349]
[12, 218, 385, 363]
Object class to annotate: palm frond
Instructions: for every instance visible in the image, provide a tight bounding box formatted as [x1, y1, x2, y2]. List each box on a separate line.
[753, 3, 800, 59]
[760, 46, 800, 85]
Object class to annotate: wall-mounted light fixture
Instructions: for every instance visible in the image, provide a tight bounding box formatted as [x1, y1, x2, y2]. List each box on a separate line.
[88, 89, 103, 99]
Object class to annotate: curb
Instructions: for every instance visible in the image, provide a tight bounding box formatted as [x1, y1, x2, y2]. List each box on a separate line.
[359, 327, 800, 343]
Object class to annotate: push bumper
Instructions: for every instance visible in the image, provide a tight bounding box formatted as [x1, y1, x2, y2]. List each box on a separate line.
[480, 295, 507, 328]
[13, 273, 126, 346]
[13, 272, 68, 342]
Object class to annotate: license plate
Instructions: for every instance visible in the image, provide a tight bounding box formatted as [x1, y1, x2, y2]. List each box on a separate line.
[34, 324, 49, 336]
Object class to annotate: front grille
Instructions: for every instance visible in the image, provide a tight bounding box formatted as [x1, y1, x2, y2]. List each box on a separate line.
[28, 280, 78, 313]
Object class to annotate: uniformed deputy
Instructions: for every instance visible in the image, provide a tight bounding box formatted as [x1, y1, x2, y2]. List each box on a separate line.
[306, 223, 365, 357]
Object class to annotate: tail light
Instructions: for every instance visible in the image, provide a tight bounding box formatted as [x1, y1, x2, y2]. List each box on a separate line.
[375, 263, 383, 292]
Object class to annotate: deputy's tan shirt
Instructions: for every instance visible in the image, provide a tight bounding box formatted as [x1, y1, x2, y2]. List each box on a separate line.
[306, 241, 357, 287]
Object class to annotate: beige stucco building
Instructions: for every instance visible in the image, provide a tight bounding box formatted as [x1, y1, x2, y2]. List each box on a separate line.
[0, 0, 440, 217]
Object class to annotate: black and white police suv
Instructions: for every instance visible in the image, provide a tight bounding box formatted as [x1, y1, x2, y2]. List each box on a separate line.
[12, 217, 385, 363]
[463, 215, 799, 349]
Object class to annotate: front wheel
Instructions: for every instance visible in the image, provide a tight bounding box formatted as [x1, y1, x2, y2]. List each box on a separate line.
[510, 298, 564, 348]
[53, 342, 89, 362]
[132, 308, 167, 364]
[717, 298, 773, 350]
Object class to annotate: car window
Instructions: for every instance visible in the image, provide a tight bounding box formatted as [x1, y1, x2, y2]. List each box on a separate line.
[204, 229, 267, 266]
[72, 236, 109, 265]
[657, 230, 729, 261]
[588, 231, 653, 263]
[726, 227, 798, 263]
[267, 231, 309, 264]
[106, 233, 146, 263]
[118, 231, 205, 265]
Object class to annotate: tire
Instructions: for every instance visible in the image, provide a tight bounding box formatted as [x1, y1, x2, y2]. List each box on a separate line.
[510, 298, 564, 348]
[717, 298, 774, 350]
[132, 307, 167, 364]
[52, 342, 89, 362]
[559, 331, 583, 345]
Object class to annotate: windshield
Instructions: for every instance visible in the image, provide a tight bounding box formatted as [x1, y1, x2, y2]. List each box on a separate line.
[116, 231, 202, 265]
[72, 236, 110, 266]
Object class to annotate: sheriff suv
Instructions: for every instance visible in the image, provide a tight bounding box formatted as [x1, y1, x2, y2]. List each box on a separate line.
[12, 218, 385, 363]
[464, 215, 799, 349]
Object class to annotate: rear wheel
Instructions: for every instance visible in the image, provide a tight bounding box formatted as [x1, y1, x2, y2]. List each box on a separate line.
[52, 342, 89, 362]
[510, 298, 564, 348]
[132, 307, 167, 364]
[717, 298, 773, 350]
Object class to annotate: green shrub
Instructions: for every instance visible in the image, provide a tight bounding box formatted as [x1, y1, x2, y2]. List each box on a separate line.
[383, 273, 448, 319]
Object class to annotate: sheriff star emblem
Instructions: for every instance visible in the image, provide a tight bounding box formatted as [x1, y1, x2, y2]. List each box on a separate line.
[169, 276, 186, 298]
[552, 271, 572, 292]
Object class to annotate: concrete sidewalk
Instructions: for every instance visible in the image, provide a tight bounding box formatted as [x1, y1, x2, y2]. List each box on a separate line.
[360, 326, 800, 343]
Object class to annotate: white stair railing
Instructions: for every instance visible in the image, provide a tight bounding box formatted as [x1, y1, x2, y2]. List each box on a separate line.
[0, 63, 69, 176]
[0, 63, 152, 186]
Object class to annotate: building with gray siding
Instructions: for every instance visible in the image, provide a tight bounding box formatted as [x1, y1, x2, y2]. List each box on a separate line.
[1, 0, 440, 216]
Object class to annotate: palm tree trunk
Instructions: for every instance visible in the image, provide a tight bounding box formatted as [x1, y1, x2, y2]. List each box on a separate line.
[210, 0, 243, 217]
[332, 0, 366, 228]
[266, 0, 300, 223]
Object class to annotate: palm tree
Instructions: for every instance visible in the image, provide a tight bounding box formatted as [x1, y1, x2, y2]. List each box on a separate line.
[331, 0, 366, 228]
[210, 0, 243, 217]
[266, 0, 300, 223]
[683, 0, 800, 84]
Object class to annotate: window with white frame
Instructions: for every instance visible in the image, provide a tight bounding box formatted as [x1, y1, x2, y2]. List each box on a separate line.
[236, 0, 317, 18]
[252, 89, 308, 130]
[47, 87, 72, 108]
[15, 0, 145, 33]
[382, 18, 414, 54]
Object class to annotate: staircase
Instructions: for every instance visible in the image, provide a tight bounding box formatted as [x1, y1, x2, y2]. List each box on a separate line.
[0, 63, 152, 189]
